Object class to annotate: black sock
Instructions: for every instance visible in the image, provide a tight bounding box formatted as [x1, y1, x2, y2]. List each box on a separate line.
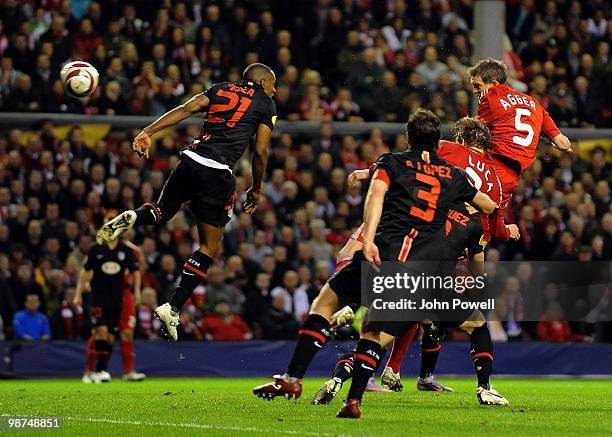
[95, 340, 111, 372]
[134, 202, 161, 225]
[287, 314, 331, 379]
[169, 251, 213, 311]
[470, 324, 493, 389]
[332, 352, 355, 382]
[420, 324, 442, 379]
[347, 339, 383, 401]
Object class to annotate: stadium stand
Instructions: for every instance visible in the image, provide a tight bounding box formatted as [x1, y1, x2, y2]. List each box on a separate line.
[0, 0, 610, 344]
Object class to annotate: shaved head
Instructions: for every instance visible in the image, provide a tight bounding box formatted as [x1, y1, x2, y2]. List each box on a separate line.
[243, 63, 275, 82]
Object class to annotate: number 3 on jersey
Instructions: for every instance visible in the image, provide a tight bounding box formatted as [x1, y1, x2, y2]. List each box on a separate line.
[410, 173, 440, 222]
[512, 108, 534, 147]
[208, 89, 252, 128]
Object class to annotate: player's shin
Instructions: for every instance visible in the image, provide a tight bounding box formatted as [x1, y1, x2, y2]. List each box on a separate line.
[86, 337, 96, 372]
[287, 314, 331, 378]
[332, 352, 355, 382]
[170, 251, 213, 311]
[120, 339, 135, 374]
[346, 339, 383, 401]
[469, 324, 494, 389]
[95, 340, 112, 372]
[386, 324, 417, 373]
[420, 324, 442, 379]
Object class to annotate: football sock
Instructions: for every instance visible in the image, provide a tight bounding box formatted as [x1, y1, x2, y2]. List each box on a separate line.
[420, 324, 442, 379]
[332, 352, 355, 382]
[86, 337, 96, 372]
[120, 339, 135, 374]
[287, 314, 331, 379]
[386, 324, 417, 373]
[170, 251, 213, 311]
[470, 324, 494, 389]
[134, 202, 161, 225]
[95, 340, 111, 372]
[347, 339, 383, 401]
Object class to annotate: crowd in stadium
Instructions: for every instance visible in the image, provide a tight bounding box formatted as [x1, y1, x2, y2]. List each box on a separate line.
[0, 0, 610, 343]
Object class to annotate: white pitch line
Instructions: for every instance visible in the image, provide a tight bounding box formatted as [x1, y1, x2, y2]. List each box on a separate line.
[62, 416, 347, 436]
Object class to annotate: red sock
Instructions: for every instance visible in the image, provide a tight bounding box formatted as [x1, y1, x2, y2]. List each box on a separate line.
[86, 337, 96, 372]
[386, 324, 418, 373]
[120, 340, 135, 374]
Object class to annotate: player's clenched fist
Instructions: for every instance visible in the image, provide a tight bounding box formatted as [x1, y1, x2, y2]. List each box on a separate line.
[243, 188, 260, 214]
[133, 130, 152, 158]
[506, 224, 521, 240]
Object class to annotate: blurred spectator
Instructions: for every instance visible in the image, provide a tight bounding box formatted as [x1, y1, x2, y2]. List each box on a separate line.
[136, 287, 161, 340]
[259, 293, 300, 340]
[270, 270, 309, 322]
[200, 298, 252, 341]
[537, 302, 573, 342]
[13, 294, 51, 341]
[51, 287, 87, 340]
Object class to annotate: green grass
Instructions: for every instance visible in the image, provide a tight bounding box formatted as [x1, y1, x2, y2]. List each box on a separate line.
[1, 378, 611, 436]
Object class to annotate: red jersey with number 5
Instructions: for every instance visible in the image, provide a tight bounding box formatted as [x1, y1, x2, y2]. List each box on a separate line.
[477, 84, 560, 173]
[193, 80, 277, 170]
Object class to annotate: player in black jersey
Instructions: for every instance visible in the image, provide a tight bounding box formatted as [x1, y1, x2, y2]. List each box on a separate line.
[74, 237, 139, 383]
[252, 109, 498, 409]
[96, 63, 276, 341]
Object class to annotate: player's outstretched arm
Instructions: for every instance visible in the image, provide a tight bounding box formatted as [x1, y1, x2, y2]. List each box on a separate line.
[362, 176, 389, 265]
[73, 268, 93, 307]
[470, 191, 497, 215]
[244, 123, 272, 214]
[133, 93, 210, 158]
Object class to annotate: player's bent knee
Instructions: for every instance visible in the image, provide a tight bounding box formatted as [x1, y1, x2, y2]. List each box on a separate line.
[459, 310, 486, 333]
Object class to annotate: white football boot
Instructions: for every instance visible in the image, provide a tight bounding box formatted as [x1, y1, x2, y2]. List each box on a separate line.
[154, 302, 180, 342]
[381, 366, 403, 392]
[477, 386, 509, 405]
[81, 371, 94, 384]
[330, 306, 355, 330]
[94, 370, 112, 383]
[123, 371, 146, 381]
[96, 210, 137, 245]
[312, 377, 343, 405]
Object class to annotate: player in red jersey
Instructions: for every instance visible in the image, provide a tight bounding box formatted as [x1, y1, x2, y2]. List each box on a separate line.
[468, 59, 572, 240]
[322, 117, 519, 398]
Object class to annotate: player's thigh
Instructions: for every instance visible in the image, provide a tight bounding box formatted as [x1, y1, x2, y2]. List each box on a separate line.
[188, 165, 236, 230]
[327, 251, 365, 307]
[157, 160, 192, 220]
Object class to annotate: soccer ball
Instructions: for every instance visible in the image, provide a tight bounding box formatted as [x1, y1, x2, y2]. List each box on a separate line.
[60, 61, 99, 98]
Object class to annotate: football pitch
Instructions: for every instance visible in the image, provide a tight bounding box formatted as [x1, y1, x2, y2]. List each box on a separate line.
[1, 378, 611, 436]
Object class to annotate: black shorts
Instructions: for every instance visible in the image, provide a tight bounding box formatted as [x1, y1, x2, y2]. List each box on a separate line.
[89, 301, 122, 333]
[328, 250, 366, 306]
[159, 152, 236, 227]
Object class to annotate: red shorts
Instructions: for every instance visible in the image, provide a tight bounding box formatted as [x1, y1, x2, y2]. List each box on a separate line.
[119, 289, 136, 332]
[488, 155, 521, 209]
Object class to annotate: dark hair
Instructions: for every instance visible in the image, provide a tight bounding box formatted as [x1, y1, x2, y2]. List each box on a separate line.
[467, 58, 508, 84]
[242, 63, 275, 82]
[453, 117, 492, 151]
[406, 108, 441, 151]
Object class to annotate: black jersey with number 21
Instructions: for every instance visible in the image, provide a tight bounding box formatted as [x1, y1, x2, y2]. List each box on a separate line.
[192, 80, 277, 170]
[373, 150, 478, 256]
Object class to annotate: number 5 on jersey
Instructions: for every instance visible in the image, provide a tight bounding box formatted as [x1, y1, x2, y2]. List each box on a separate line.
[513, 108, 534, 147]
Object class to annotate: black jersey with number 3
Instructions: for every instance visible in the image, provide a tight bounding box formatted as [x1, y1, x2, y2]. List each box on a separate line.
[192, 80, 276, 170]
[372, 150, 478, 260]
